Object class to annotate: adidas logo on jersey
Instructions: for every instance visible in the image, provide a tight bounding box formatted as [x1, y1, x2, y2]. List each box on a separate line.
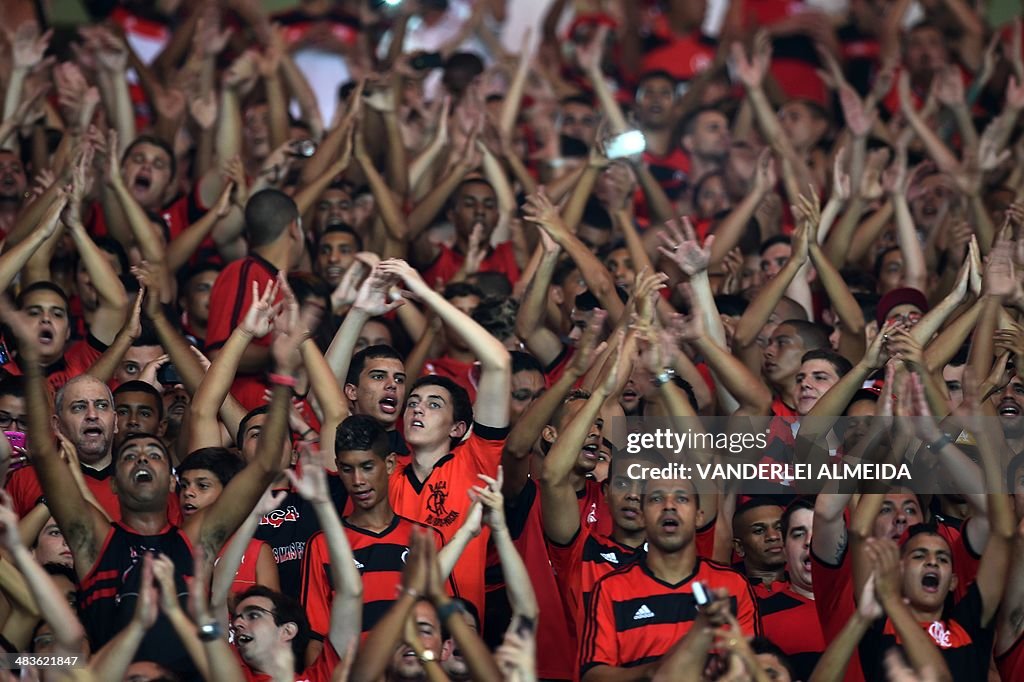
[633, 604, 655, 620]
[353, 559, 365, 570]
[599, 552, 619, 564]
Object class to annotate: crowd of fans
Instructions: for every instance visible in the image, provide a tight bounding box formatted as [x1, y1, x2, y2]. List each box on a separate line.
[0, 0, 1023, 679]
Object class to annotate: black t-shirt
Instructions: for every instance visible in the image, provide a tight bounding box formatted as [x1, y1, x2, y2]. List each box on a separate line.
[858, 582, 994, 681]
[252, 475, 349, 595]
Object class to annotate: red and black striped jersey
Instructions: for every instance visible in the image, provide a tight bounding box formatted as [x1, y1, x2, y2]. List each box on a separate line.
[79, 523, 195, 676]
[300, 515, 446, 641]
[756, 580, 824, 680]
[579, 557, 761, 678]
[547, 526, 643, 636]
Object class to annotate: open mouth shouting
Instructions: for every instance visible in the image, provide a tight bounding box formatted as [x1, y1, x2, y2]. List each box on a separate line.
[921, 571, 940, 593]
[580, 442, 600, 461]
[999, 399, 1021, 418]
[132, 468, 154, 484]
[379, 397, 398, 415]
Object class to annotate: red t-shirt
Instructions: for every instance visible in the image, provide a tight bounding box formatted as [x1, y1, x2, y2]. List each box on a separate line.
[492, 480, 576, 680]
[997, 631, 1024, 682]
[222, 538, 267, 597]
[239, 639, 340, 682]
[757, 580, 825, 679]
[206, 254, 282, 353]
[422, 241, 521, 289]
[547, 526, 642, 639]
[0, 337, 106, 393]
[739, 0, 828, 104]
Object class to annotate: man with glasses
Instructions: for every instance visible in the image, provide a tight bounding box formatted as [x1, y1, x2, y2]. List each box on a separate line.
[0, 374, 27, 433]
[231, 586, 341, 681]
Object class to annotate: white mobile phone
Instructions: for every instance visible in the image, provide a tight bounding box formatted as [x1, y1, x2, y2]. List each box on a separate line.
[604, 130, 647, 159]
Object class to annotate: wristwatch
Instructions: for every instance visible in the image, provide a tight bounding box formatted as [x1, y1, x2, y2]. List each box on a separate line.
[417, 650, 437, 663]
[652, 367, 676, 387]
[198, 621, 222, 642]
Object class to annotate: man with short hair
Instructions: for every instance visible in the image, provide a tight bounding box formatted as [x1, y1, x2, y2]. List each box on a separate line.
[302, 415, 467, 661]
[733, 497, 787, 588]
[579, 474, 760, 681]
[416, 178, 521, 288]
[376, 258, 511, 626]
[0, 149, 28, 235]
[679, 107, 731, 185]
[315, 225, 362, 291]
[763, 320, 831, 416]
[206, 190, 306, 377]
[6, 374, 122, 520]
[113, 380, 167, 450]
[4, 291, 304, 676]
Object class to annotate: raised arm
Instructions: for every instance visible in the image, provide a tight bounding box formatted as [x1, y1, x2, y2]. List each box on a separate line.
[300, 339, 349, 467]
[0, 191, 66, 293]
[734, 218, 811, 349]
[522, 189, 625, 322]
[867, 538, 953, 682]
[808, 576, 882, 682]
[514, 237, 564, 366]
[503, 310, 604, 496]
[351, 529, 432, 682]
[379, 259, 512, 429]
[324, 266, 404, 390]
[540, 354, 620, 544]
[0, 300, 108, 580]
[286, 450, 363, 658]
[88, 555, 159, 682]
[475, 468, 538, 621]
[187, 281, 279, 452]
[0, 491, 86, 654]
[187, 277, 317, 558]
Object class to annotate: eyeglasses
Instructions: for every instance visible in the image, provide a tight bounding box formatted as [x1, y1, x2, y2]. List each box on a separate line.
[0, 413, 27, 430]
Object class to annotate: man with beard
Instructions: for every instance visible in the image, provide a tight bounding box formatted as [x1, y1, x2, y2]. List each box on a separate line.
[0, 150, 27, 236]
[733, 497, 787, 588]
[579, 472, 760, 681]
[5, 289, 304, 676]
